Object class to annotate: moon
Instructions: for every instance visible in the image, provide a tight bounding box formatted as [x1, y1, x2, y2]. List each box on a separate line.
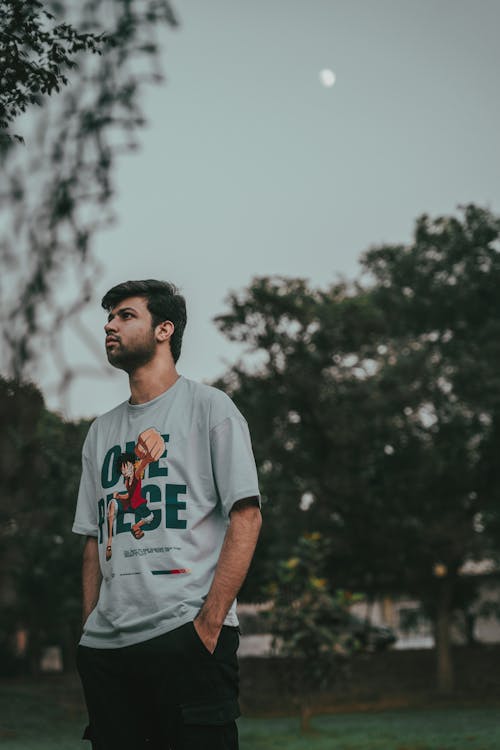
[319, 69, 336, 88]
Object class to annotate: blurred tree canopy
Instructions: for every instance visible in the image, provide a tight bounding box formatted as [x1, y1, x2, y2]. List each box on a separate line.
[0, 375, 91, 674]
[0, 0, 105, 142]
[215, 204, 500, 692]
[0, 0, 178, 405]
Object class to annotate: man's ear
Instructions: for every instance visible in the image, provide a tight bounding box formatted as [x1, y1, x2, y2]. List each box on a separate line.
[156, 320, 174, 343]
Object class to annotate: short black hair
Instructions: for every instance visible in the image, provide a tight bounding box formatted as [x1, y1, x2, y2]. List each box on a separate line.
[116, 452, 137, 472]
[101, 280, 187, 363]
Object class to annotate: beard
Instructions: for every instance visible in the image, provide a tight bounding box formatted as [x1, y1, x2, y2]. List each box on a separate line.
[106, 334, 157, 373]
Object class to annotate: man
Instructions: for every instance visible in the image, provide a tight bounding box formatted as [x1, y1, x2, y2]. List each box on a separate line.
[73, 279, 262, 750]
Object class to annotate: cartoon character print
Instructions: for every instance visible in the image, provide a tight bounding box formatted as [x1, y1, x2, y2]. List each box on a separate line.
[105, 428, 165, 561]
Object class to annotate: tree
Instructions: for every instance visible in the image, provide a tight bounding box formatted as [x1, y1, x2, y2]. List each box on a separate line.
[213, 275, 397, 602]
[0, 376, 45, 605]
[1, 0, 105, 142]
[214, 205, 500, 694]
[266, 532, 355, 732]
[0, 375, 91, 674]
[13, 409, 91, 673]
[0, 0, 178, 407]
[359, 203, 500, 691]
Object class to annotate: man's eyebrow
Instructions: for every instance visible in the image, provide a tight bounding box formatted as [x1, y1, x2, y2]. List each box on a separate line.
[107, 306, 138, 321]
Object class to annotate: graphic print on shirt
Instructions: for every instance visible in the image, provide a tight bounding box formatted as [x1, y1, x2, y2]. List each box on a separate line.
[104, 427, 166, 561]
[97, 424, 190, 562]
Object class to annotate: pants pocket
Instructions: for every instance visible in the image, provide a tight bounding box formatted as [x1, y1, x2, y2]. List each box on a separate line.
[188, 620, 215, 657]
[178, 623, 240, 720]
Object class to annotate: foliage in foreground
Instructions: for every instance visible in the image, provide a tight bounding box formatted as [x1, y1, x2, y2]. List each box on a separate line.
[266, 533, 358, 731]
[1, 0, 178, 404]
[267, 534, 357, 662]
[1, 0, 105, 141]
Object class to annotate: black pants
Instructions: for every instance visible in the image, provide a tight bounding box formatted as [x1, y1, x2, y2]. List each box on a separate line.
[76, 622, 240, 750]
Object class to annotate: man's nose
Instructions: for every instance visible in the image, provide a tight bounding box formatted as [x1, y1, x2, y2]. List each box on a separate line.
[105, 319, 117, 334]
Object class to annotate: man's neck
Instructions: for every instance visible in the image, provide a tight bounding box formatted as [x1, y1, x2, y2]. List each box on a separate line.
[128, 361, 180, 405]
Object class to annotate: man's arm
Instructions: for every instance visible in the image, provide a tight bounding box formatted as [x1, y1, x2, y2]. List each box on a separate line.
[194, 497, 262, 653]
[82, 536, 102, 626]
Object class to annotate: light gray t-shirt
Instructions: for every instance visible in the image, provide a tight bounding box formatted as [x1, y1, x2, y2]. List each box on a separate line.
[72, 376, 260, 649]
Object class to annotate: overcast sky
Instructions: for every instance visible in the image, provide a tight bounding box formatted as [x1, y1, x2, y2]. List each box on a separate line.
[34, 0, 500, 419]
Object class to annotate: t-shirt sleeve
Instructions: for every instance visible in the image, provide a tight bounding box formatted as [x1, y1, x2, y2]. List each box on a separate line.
[210, 412, 261, 518]
[72, 424, 99, 537]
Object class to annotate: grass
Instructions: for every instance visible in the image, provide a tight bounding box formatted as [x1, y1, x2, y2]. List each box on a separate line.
[238, 710, 500, 750]
[0, 679, 86, 750]
[1, 679, 500, 749]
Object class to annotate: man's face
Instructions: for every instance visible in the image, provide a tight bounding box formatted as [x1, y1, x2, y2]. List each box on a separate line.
[104, 296, 157, 372]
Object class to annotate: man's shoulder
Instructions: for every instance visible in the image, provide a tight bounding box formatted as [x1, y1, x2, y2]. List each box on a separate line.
[183, 378, 245, 428]
[183, 377, 232, 402]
